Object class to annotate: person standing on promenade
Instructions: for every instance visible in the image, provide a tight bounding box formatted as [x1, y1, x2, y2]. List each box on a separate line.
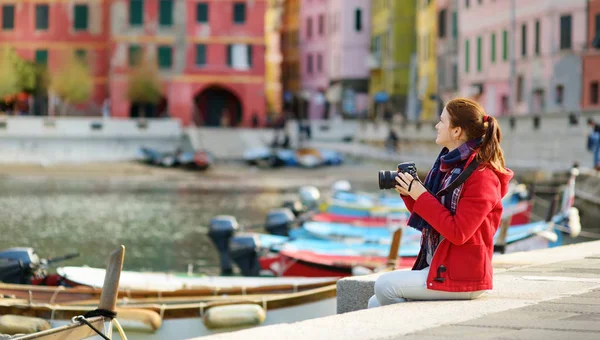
[587, 118, 600, 170]
[368, 98, 513, 308]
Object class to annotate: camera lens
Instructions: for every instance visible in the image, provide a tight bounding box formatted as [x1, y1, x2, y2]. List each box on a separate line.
[378, 170, 398, 190]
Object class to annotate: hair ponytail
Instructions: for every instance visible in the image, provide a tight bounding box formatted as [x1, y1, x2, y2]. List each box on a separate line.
[477, 116, 508, 173]
[445, 98, 509, 173]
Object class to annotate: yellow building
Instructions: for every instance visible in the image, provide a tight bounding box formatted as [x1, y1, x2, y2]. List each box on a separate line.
[265, 0, 283, 116]
[416, 0, 438, 120]
[368, 0, 417, 117]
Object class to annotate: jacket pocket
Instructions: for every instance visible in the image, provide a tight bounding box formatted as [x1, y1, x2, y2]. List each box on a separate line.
[447, 244, 486, 281]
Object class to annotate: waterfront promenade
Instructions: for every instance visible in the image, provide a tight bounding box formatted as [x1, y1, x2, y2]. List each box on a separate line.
[195, 240, 600, 340]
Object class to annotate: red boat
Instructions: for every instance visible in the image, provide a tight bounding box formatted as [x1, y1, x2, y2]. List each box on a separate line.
[259, 249, 416, 277]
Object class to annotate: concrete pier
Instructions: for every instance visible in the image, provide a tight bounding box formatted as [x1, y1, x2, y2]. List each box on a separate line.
[195, 240, 600, 340]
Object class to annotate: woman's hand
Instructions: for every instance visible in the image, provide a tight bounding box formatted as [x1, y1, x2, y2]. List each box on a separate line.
[395, 172, 428, 200]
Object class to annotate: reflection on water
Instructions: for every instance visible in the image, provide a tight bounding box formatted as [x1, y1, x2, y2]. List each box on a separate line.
[0, 177, 297, 274]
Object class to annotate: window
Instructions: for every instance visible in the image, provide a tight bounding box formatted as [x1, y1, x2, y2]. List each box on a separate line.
[75, 49, 87, 62]
[197, 3, 208, 23]
[591, 82, 599, 105]
[355, 8, 362, 32]
[233, 3, 246, 24]
[438, 9, 446, 38]
[594, 14, 600, 49]
[491, 33, 496, 63]
[465, 0, 470, 8]
[502, 30, 508, 61]
[157, 46, 172, 69]
[451, 11, 457, 38]
[535, 20, 540, 55]
[2, 5, 14, 30]
[35, 4, 49, 30]
[317, 54, 322, 72]
[35, 49, 48, 66]
[516, 75, 523, 103]
[555, 85, 564, 105]
[129, 45, 141, 66]
[129, 0, 143, 26]
[560, 15, 572, 50]
[521, 24, 527, 57]
[307, 17, 312, 38]
[452, 63, 458, 88]
[465, 39, 470, 72]
[307, 54, 313, 74]
[318, 14, 324, 35]
[159, 0, 173, 26]
[477, 36, 482, 72]
[226, 44, 251, 69]
[196, 44, 206, 66]
[74, 4, 88, 31]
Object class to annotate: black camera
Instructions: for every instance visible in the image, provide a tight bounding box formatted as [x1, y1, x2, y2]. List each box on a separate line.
[378, 162, 418, 190]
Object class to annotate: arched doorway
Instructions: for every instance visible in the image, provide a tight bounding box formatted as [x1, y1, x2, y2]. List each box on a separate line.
[194, 86, 242, 127]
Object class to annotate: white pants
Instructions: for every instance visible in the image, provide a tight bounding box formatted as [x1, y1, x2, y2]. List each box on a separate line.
[367, 267, 486, 308]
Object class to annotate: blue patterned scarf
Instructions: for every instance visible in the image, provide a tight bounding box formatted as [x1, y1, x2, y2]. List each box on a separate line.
[409, 138, 482, 270]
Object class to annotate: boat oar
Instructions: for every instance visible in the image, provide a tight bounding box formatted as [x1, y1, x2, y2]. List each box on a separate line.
[385, 228, 403, 270]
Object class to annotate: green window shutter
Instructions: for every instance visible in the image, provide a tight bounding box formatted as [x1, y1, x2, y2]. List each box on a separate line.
[157, 46, 172, 69]
[74, 4, 88, 31]
[159, 0, 173, 26]
[197, 3, 208, 23]
[75, 49, 87, 62]
[2, 5, 15, 30]
[502, 30, 508, 61]
[491, 33, 496, 63]
[196, 44, 206, 66]
[233, 3, 245, 24]
[129, 0, 143, 26]
[477, 36, 482, 72]
[35, 50, 48, 66]
[226, 45, 232, 66]
[247, 45, 252, 67]
[465, 39, 469, 73]
[451, 11, 457, 38]
[35, 4, 49, 30]
[129, 45, 141, 66]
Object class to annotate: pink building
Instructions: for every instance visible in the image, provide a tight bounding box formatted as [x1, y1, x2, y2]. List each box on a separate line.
[327, 0, 370, 117]
[459, 0, 586, 116]
[300, 0, 329, 119]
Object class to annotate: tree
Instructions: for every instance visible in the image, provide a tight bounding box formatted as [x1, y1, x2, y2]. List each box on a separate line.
[126, 55, 163, 118]
[50, 52, 92, 116]
[0, 48, 19, 98]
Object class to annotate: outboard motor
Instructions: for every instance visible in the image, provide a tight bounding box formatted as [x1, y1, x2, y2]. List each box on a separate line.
[281, 199, 304, 217]
[298, 186, 321, 211]
[265, 208, 295, 236]
[229, 235, 261, 277]
[207, 215, 239, 276]
[0, 248, 42, 284]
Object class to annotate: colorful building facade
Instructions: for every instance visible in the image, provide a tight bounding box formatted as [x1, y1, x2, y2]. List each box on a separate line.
[368, 0, 416, 118]
[326, 0, 370, 118]
[417, 0, 438, 120]
[459, 0, 586, 116]
[0, 0, 268, 127]
[265, 0, 283, 118]
[0, 0, 110, 113]
[281, 0, 301, 97]
[582, 0, 600, 110]
[436, 0, 459, 106]
[299, 0, 330, 120]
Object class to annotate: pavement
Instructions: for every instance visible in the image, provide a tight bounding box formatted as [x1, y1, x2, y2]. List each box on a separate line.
[194, 240, 600, 340]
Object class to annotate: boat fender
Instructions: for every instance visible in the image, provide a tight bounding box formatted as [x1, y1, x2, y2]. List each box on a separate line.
[203, 304, 266, 330]
[567, 207, 581, 238]
[0, 315, 50, 334]
[115, 308, 162, 332]
[535, 230, 559, 243]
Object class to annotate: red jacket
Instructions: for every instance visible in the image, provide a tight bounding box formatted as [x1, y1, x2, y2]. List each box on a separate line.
[401, 159, 513, 292]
